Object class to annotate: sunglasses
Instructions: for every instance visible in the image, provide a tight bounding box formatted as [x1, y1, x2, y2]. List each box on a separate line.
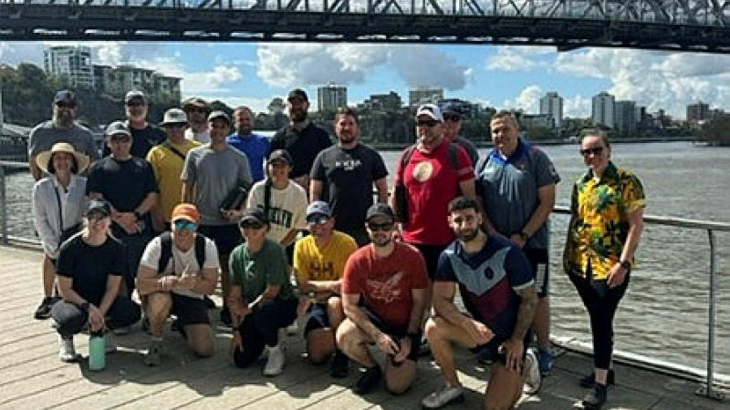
[126, 101, 146, 107]
[306, 215, 330, 226]
[56, 102, 76, 109]
[174, 220, 197, 231]
[240, 221, 264, 230]
[443, 115, 461, 123]
[86, 212, 108, 221]
[580, 147, 604, 157]
[367, 222, 394, 232]
[416, 120, 439, 128]
[187, 107, 207, 114]
[164, 123, 187, 129]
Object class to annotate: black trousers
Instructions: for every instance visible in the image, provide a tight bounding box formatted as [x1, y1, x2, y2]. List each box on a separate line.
[569, 270, 630, 370]
[232, 298, 297, 368]
[51, 297, 141, 338]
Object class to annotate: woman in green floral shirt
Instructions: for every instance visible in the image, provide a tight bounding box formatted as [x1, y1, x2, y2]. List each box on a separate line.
[563, 133, 645, 410]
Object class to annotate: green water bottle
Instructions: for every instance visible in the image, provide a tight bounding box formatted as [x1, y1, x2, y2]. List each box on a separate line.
[88, 330, 106, 371]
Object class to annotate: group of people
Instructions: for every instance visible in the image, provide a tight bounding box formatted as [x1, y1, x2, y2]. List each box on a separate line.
[29, 87, 645, 410]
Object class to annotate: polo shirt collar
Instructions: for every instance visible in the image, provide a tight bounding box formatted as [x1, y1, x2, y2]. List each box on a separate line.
[488, 137, 530, 165]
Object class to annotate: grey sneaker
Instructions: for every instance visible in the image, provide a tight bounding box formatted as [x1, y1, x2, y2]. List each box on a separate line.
[144, 340, 162, 367]
[523, 348, 542, 395]
[263, 344, 285, 377]
[58, 335, 79, 362]
[105, 333, 117, 354]
[422, 382, 465, 409]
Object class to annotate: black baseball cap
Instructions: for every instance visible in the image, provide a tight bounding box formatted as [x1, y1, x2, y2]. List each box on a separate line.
[287, 88, 308, 102]
[86, 200, 112, 217]
[239, 208, 268, 226]
[366, 203, 395, 223]
[268, 149, 292, 165]
[53, 90, 76, 106]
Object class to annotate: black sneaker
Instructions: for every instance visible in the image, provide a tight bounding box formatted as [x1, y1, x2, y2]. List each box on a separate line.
[220, 306, 232, 327]
[582, 383, 607, 409]
[330, 350, 350, 378]
[34, 296, 58, 320]
[354, 364, 382, 394]
[579, 369, 615, 388]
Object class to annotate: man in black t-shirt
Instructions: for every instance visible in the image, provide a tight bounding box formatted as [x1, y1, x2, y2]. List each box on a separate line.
[102, 90, 166, 158]
[268, 88, 332, 195]
[311, 108, 388, 246]
[87, 121, 159, 294]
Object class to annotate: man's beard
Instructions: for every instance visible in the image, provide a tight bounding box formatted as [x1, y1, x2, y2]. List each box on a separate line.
[290, 109, 307, 123]
[237, 126, 253, 136]
[456, 228, 479, 243]
[371, 234, 392, 248]
[54, 111, 74, 128]
[338, 133, 356, 144]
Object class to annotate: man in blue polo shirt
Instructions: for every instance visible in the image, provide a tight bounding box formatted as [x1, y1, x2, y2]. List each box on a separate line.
[227, 106, 270, 183]
[475, 110, 560, 377]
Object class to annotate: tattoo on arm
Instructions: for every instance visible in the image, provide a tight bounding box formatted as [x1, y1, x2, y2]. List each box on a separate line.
[511, 286, 538, 340]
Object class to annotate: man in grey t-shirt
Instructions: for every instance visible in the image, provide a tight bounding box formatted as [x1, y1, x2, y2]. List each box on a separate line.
[28, 90, 99, 180]
[182, 110, 252, 325]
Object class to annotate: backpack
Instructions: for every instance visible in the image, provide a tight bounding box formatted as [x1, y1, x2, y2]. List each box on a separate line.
[157, 231, 207, 274]
[393, 142, 461, 222]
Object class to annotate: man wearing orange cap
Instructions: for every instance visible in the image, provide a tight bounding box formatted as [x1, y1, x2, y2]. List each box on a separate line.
[136, 203, 220, 366]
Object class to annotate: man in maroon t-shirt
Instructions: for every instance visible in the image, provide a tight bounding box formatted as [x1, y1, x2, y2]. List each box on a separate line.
[337, 203, 428, 396]
[390, 103, 477, 280]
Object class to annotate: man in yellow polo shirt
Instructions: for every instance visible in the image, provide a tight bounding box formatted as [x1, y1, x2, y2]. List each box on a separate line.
[147, 108, 200, 231]
[294, 201, 358, 378]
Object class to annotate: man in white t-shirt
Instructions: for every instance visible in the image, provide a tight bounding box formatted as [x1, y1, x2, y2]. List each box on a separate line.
[137, 203, 220, 366]
[247, 149, 308, 259]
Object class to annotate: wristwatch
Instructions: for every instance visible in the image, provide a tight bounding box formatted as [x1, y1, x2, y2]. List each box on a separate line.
[620, 260, 632, 270]
[79, 301, 90, 312]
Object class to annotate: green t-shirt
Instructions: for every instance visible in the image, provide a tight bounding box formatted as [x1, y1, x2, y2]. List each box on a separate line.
[229, 238, 294, 302]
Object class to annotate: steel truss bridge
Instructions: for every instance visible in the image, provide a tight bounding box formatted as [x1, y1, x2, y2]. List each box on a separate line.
[1, 0, 729, 53]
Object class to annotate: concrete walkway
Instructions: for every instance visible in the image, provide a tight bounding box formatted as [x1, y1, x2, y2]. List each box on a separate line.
[1, 245, 726, 410]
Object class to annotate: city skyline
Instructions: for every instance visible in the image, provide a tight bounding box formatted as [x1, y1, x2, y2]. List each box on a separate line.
[1, 41, 729, 120]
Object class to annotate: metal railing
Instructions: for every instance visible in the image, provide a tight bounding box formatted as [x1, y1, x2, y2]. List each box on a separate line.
[0, 159, 728, 399]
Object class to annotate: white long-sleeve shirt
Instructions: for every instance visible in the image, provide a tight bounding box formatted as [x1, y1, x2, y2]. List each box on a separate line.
[32, 174, 88, 259]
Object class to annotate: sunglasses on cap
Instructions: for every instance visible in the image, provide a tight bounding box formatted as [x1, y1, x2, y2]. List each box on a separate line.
[240, 220, 265, 230]
[580, 147, 604, 157]
[416, 120, 439, 128]
[174, 220, 197, 231]
[306, 215, 330, 226]
[367, 222, 394, 232]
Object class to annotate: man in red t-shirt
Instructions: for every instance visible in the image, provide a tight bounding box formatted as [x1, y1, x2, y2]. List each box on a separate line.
[390, 103, 477, 280]
[337, 203, 428, 395]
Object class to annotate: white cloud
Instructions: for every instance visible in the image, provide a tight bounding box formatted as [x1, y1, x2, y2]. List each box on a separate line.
[503, 85, 543, 112]
[0, 43, 44, 66]
[485, 46, 550, 72]
[256, 43, 468, 90]
[564, 94, 591, 118]
[132, 56, 244, 94]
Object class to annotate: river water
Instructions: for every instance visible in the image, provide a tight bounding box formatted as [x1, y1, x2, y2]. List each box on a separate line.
[4, 141, 730, 375]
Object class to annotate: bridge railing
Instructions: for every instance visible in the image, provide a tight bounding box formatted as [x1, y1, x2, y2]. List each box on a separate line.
[4, 0, 729, 27]
[0, 159, 728, 399]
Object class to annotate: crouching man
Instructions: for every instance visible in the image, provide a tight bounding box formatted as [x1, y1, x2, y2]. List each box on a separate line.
[336, 203, 429, 395]
[137, 203, 219, 366]
[422, 197, 540, 410]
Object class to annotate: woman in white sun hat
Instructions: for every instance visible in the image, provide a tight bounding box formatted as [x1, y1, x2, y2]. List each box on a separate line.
[31, 142, 90, 320]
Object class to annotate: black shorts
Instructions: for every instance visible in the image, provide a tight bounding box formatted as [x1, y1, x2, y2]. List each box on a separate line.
[411, 242, 448, 279]
[361, 305, 420, 363]
[469, 331, 533, 364]
[523, 248, 549, 298]
[171, 293, 210, 326]
[304, 302, 330, 337]
[198, 224, 241, 255]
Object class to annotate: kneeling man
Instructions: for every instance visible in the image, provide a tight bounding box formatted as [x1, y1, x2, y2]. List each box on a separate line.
[336, 203, 428, 395]
[422, 196, 540, 409]
[137, 203, 219, 366]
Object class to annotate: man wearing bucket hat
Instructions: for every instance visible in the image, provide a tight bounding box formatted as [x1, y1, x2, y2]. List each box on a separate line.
[146, 108, 200, 230]
[137, 203, 219, 366]
[269, 88, 332, 195]
[182, 97, 212, 144]
[182, 110, 252, 325]
[87, 121, 160, 296]
[102, 90, 166, 159]
[28, 90, 99, 180]
[32, 142, 90, 319]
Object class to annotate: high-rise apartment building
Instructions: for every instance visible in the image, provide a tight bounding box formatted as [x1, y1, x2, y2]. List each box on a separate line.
[44, 46, 94, 88]
[409, 87, 443, 106]
[539, 91, 563, 128]
[615, 100, 636, 135]
[687, 101, 710, 122]
[317, 84, 347, 112]
[93, 65, 181, 101]
[592, 91, 615, 128]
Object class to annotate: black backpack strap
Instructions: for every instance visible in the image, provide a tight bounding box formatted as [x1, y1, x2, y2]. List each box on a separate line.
[447, 143, 460, 171]
[264, 178, 273, 220]
[157, 231, 173, 274]
[194, 233, 207, 270]
[162, 141, 187, 161]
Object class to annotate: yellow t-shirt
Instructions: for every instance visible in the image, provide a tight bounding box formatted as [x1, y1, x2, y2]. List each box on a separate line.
[294, 231, 358, 282]
[146, 139, 201, 221]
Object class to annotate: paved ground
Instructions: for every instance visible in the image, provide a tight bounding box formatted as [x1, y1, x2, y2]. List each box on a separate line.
[1, 245, 727, 410]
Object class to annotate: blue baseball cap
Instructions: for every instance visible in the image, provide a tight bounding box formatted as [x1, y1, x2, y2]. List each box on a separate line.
[306, 201, 332, 218]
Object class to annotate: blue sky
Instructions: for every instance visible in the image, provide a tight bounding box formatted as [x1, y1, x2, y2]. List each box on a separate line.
[2, 41, 730, 119]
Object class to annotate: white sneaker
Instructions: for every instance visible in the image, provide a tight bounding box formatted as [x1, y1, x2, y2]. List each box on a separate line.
[422, 382, 464, 409]
[58, 335, 78, 362]
[286, 321, 299, 336]
[263, 344, 285, 377]
[523, 348, 542, 395]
